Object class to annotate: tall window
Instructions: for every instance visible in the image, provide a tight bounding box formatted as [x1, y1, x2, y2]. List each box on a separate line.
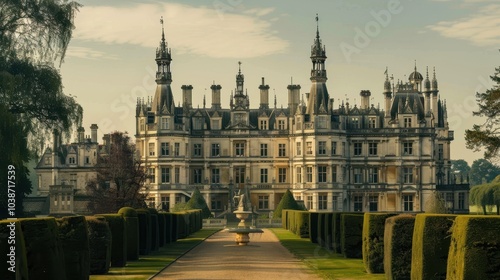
[278, 168, 287, 183]
[438, 144, 444, 160]
[161, 117, 169, 130]
[342, 142, 346, 156]
[368, 143, 378, 156]
[193, 118, 204, 130]
[403, 167, 414, 184]
[211, 143, 220, 157]
[211, 119, 220, 130]
[368, 167, 378, 183]
[161, 167, 170, 183]
[332, 165, 337, 183]
[174, 167, 180, 184]
[260, 169, 268, 183]
[403, 195, 413, 211]
[306, 141, 313, 155]
[351, 117, 359, 128]
[354, 195, 363, 211]
[211, 168, 220, 184]
[354, 143, 362, 156]
[258, 195, 269, 209]
[174, 143, 180, 156]
[403, 142, 413, 155]
[193, 144, 202, 157]
[140, 119, 145, 132]
[148, 168, 155, 183]
[161, 142, 170, 156]
[278, 143, 286, 157]
[331, 141, 337, 155]
[368, 117, 376, 128]
[278, 119, 286, 130]
[193, 168, 202, 184]
[149, 143, 155, 156]
[235, 142, 245, 157]
[234, 167, 245, 184]
[306, 166, 313, 183]
[404, 117, 412, 128]
[332, 196, 338, 211]
[458, 192, 465, 209]
[318, 141, 326, 155]
[369, 196, 378, 211]
[307, 195, 313, 210]
[296, 142, 302, 156]
[354, 168, 363, 184]
[318, 194, 327, 210]
[70, 173, 77, 187]
[260, 120, 268, 130]
[296, 167, 302, 183]
[318, 165, 327, 183]
[317, 116, 326, 129]
[260, 143, 268, 157]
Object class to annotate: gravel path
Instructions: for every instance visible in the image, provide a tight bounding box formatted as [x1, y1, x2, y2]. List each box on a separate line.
[151, 229, 319, 280]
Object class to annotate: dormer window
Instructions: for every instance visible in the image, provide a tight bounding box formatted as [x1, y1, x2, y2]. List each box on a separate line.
[68, 157, 76, 164]
[404, 117, 412, 128]
[161, 117, 169, 130]
[193, 118, 204, 130]
[278, 119, 286, 130]
[211, 119, 220, 130]
[260, 119, 268, 130]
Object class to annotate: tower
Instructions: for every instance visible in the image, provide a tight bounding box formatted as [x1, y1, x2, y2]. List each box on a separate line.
[232, 62, 248, 110]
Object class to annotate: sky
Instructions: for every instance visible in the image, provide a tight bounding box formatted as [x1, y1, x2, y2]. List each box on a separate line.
[59, 0, 500, 165]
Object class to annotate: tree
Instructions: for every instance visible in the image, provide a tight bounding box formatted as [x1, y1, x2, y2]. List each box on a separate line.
[273, 189, 303, 218]
[424, 191, 448, 214]
[470, 183, 500, 215]
[184, 188, 211, 218]
[450, 159, 471, 182]
[86, 132, 147, 214]
[469, 159, 500, 186]
[465, 65, 500, 160]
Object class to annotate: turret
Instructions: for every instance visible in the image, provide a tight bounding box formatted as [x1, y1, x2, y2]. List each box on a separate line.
[259, 77, 270, 110]
[211, 84, 222, 110]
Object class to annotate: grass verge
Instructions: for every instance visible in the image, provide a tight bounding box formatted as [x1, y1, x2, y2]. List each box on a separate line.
[271, 228, 385, 280]
[90, 228, 220, 280]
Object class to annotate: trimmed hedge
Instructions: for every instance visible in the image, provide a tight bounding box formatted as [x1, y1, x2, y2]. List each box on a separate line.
[168, 212, 178, 242]
[411, 214, 457, 280]
[294, 211, 310, 238]
[332, 213, 342, 253]
[97, 214, 127, 267]
[157, 212, 166, 247]
[384, 214, 416, 280]
[1, 220, 28, 280]
[324, 213, 333, 250]
[164, 212, 175, 243]
[136, 209, 151, 255]
[309, 212, 319, 243]
[318, 213, 326, 247]
[362, 213, 398, 274]
[56, 216, 90, 280]
[86, 216, 112, 275]
[20, 217, 66, 280]
[282, 209, 289, 229]
[146, 208, 159, 252]
[288, 210, 297, 234]
[447, 215, 500, 280]
[341, 213, 364, 258]
[176, 212, 188, 239]
[118, 207, 139, 260]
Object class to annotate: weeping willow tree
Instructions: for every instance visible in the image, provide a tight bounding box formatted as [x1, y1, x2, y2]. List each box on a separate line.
[0, 0, 82, 218]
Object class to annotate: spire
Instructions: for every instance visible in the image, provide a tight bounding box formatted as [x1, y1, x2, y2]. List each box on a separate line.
[431, 67, 438, 91]
[316, 13, 320, 40]
[424, 66, 431, 91]
[384, 67, 391, 93]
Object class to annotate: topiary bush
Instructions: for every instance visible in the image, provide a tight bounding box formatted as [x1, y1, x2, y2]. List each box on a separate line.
[56, 216, 90, 280]
[136, 209, 151, 255]
[20, 217, 66, 280]
[146, 208, 159, 252]
[362, 212, 398, 274]
[118, 207, 139, 260]
[309, 212, 319, 243]
[97, 214, 127, 267]
[332, 213, 342, 253]
[384, 214, 416, 280]
[341, 213, 364, 258]
[85, 216, 112, 275]
[294, 211, 310, 238]
[447, 215, 500, 280]
[185, 188, 212, 218]
[0, 220, 28, 280]
[411, 214, 457, 280]
[273, 189, 302, 218]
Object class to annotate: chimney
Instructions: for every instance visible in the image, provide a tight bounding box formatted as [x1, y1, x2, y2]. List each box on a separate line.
[181, 85, 193, 109]
[210, 84, 222, 110]
[259, 77, 270, 110]
[90, 124, 98, 143]
[287, 84, 301, 114]
[360, 90, 371, 109]
[77, 127, 85, 143]
[102, 134, 110, 147]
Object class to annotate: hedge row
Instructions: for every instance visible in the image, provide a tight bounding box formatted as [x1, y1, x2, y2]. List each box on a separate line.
[362, 213, 398, 273]
[384, 214, 416, 280]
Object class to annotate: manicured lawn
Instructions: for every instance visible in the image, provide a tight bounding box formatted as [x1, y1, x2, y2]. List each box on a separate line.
[271, 228, 385, 280]
[90, 228, 220, 280]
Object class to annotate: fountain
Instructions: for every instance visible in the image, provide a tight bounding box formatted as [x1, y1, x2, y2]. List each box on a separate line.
[226, 188, 263, 245]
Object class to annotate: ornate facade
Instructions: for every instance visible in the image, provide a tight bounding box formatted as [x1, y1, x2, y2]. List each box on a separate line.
[136, 19, 468, 215]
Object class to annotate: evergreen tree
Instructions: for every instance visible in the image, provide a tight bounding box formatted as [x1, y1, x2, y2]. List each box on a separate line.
[185, 188, 211, 218]
[273, 189, 303, 218]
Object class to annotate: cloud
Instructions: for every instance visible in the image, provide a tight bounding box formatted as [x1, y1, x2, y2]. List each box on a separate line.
[427, 4, 500, 46]
[73, 3, 288, 59]
[66, 46, 118, 60]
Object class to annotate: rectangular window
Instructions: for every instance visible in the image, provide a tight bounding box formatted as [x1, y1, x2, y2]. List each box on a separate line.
[306, 141, 313, 155]
[318, 165, 327, 183]
[332, 166, 337, 183]
[438, 144, 444, 160]
[260, 169, 268, 183]
[260, 120, 268, 130]
[332, 196, 338, 211]
[354, 195, 363, 212]
[174, 167, 180, 184]
[278, 119, 286, 130]
[318, 194, 328, 210]
[278, 168, 287, 183]
[260, 143, 268, 157]
[368, 143, 378, 156]
[306, 166, 313, 183]
[211, 119, 220, 130]
[235, 167, 245, 184]
[235, 142, 245, 157]
[193, 118, 203, 130]
[161, 196, 169, 210]
[70, 173, 77, 187]
[354, 143, 362, 156]
[278, 143, 286, 157]
[351, 117, 359, 128]
[85, 156, 90, 164]
[354, 168, 363, 184]
[369, 117, 376, 128]
[211, 168, 220, 184]
[161, 167, 170, 183]
[342, 142, 346, 156]
[258, 195, 269, 209]
[161, 117, 169, 130]
[307, 195, 313, 210]
[148, 168, 156, 183]
[403, 142, 413, 155]
[318, 141, 326, 155]
[369, 196, 378, 212]
[149, 143, 155, 156]
[174, 143, 180, 156]
[403, 195, 414, 211]
[331, 141, 337, 155]
[296, 167, 302, 183]
[317, 116, 326, 129]
[161, 142, 170, 156]
[139, 119, 146, 132]
[446, 193, 454, 210]
[368, 167, 379, 183]
[193, 144, 202, 157]
[69, 157, 76, 164]
[296, 142, 302, 156]
[193, 168, 202, 184]
[211, 143, 220, 157]
[404, 117, 412, 128]
[458, 192, 465, 209]
[403, 167, 414, 184]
